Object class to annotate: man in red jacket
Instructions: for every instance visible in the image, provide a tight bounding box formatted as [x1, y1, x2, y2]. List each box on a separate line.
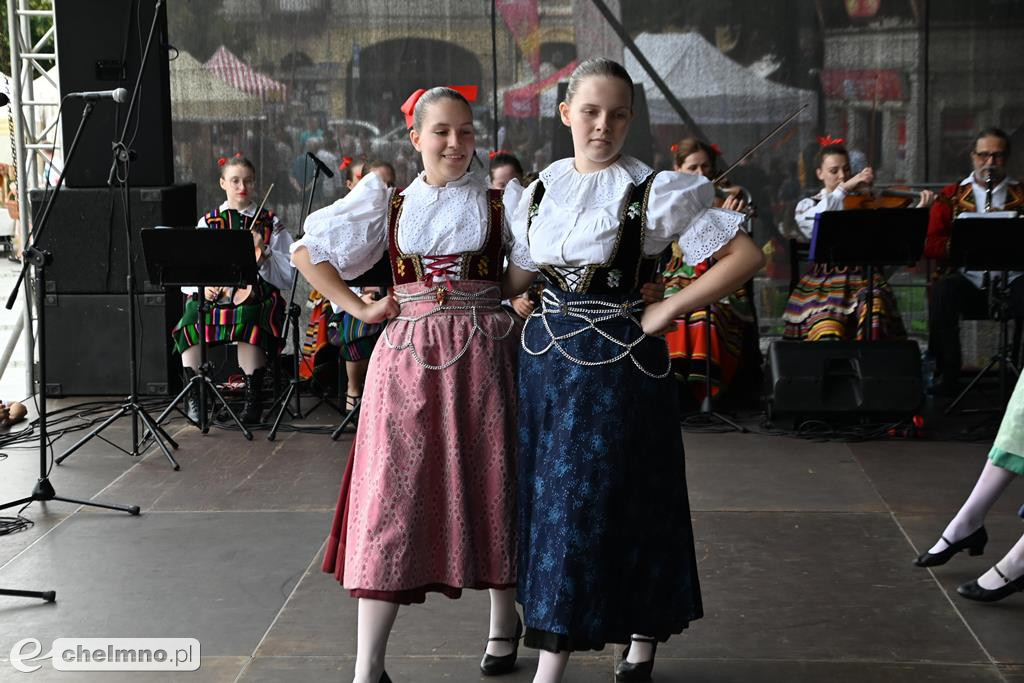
[926, 127, 1024, 395]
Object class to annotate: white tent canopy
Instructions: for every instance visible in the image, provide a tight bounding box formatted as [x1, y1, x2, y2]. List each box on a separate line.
[169, 51, 264, 122]
[625, 32, 817, 126]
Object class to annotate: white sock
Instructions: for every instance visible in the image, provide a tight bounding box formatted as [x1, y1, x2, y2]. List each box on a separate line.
[930, 460, 1016, 554]
[626, 634, 656, 664]
[977, 531, 1024, 590]
[486, 588, 519, 657]
[353, 598, 399, 683]
[533, 650, 570, 683]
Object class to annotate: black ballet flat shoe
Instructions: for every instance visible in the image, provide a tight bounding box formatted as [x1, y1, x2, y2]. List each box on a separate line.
[380, 671, 392, 683]
[480, 615, 523, 676]
[615, 636, 658, 682]
[957, 564, 1024, 602]
[913, 527, 987, 567]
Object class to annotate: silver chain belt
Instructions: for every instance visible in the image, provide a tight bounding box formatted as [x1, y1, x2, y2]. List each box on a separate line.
[520, 289, 670, 379]
[382, 283, 515, 370]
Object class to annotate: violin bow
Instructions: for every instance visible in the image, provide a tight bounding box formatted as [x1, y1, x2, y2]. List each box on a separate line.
[713, 104, 809, 184]
[226, 182, 275, 302]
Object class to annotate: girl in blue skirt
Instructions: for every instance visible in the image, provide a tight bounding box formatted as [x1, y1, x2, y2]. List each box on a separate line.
[503, 58, 764, 683]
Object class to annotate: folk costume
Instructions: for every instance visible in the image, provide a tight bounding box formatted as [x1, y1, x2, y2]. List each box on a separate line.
[302, 169, 530, 604]
[925, 175, 1024, 387]
[661, 244, 758, 403]
[782, 188, 907, 341]
[172, 202, 291, 354]
[510, 155, 745, 651]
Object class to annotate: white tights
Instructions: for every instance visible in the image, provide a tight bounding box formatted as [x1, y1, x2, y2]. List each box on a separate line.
[930, 459, 1016, 554]
[180, 342, 266, 375]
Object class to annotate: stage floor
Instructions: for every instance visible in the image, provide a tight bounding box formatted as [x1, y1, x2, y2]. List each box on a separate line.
[0, 398, 1021, 682]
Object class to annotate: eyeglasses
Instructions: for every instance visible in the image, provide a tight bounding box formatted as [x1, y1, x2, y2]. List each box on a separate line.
[973, 151, 1007, 161]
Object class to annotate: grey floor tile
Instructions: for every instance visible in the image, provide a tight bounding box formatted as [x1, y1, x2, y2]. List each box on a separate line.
[0, 510, 327, 658]
[648, 659, 1005, 683]
[848, 440, 1022, 517]
[0, 656, 248, 682]
[685, 433, 884, 512]
[678, 511, 988, 663]
[899, 514, 1024, 665]
[99, 428, 352, 512]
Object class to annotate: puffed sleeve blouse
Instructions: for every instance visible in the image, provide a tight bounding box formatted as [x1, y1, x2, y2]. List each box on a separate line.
[291, 169, 533, 279]
[508, 155, 746, 271]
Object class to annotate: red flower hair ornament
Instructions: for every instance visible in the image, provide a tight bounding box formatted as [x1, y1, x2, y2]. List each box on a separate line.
[817, 135, 845, 147]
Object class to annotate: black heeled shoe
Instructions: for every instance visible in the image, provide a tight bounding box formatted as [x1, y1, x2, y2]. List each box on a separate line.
[615, 636, 658, 682]
[380, 671, 392, 683]
[913, 526, 987, 567]
[957, 564, 1024, 602]
[480, 615, 523, 676]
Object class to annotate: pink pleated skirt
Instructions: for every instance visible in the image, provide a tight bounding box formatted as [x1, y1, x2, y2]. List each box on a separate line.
[321, 280, 519, 604]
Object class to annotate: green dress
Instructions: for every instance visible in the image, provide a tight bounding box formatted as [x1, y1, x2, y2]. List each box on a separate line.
[990, 372, 1024, 476]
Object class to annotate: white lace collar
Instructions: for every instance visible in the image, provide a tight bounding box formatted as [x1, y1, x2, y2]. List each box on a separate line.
[400, 170, 487, 204]
[219, 200, 258, 215]
[961, 174, 1015, 191]
[537, 155, 654, 208]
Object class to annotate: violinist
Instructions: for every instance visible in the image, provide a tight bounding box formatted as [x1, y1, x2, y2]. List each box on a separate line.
[925, 127, 1024, 396]
[171, 155, 294, 425]
[661, 137, 760, 406]
[783, 140, 934, 341]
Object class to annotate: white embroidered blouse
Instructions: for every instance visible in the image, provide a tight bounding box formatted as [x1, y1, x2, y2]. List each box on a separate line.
[508, 156, 745, 278]
[293, 170, 532, 280]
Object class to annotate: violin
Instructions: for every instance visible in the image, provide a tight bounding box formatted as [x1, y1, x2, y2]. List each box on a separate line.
[843, 186, 921, 210]
[207, 183, 275, 307]
[714, 181, 757, 217]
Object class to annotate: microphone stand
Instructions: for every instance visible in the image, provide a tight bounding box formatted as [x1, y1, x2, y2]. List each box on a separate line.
[0, 100, 140, 517]
[266, 155, 340, 441]
[54, 0, 180, 469]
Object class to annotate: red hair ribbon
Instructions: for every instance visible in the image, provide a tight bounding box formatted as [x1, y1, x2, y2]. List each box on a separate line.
[669, 143, 679, 153]
[400, 85, 479, 129]
[233, 152, 243, 158]
[489, 149, 511, 160]
[217, 157, 227, 167]
[710, 143, 722, 156]
[817, 135, 845, 147]
[338, 156, 353, 170]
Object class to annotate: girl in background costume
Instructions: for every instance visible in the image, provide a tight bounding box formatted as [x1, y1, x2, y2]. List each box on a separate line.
[172, 155, 293, 425]
[503, 59, 764, 683]
[661, 137, 759, 405]
[782, 142, 933, 341]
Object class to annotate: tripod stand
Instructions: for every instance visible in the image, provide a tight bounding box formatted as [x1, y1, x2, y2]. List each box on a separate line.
[1, 101, 140, 518]
[140, 228, 260, 439]
[54, 0, 179, 469]
[944, 216, 1024, 415]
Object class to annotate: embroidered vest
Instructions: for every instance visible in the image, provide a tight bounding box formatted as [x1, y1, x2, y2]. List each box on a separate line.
[385, 189, 505, 285]
[950, 182, 1024, 216]
[203, 207, 276, 244]
[527, 174, 658, 294]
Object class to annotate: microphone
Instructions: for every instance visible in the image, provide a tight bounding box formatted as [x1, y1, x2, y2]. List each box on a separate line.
[306, 151, 335, 179]
[65, 88, 129, 103]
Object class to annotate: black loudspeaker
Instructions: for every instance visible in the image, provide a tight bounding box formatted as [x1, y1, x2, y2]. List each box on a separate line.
[43, 291, 183, 396]
[54, 0, 174, 187]
[30, 184, 197, 293]
[551, 84, 654, 166]
[766, 341, 923, 424]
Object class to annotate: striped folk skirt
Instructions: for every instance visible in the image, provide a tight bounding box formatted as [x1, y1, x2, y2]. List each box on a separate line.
[172, 280, 285, 354]
[321, 280, 519, 604]
[782, 264, 906, 341]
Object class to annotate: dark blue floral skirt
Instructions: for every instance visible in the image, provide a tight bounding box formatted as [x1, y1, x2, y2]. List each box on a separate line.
[516, 289, 703, 652]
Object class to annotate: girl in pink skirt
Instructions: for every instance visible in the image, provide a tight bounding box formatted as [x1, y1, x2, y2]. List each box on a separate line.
[292, 86, 530, 683]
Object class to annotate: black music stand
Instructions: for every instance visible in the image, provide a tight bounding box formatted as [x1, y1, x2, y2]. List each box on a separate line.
[810, 208, 929, 340]
[330, 255, 393, 441]
[944, 216, 1024, 415]
[140, 228, 259, 440]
